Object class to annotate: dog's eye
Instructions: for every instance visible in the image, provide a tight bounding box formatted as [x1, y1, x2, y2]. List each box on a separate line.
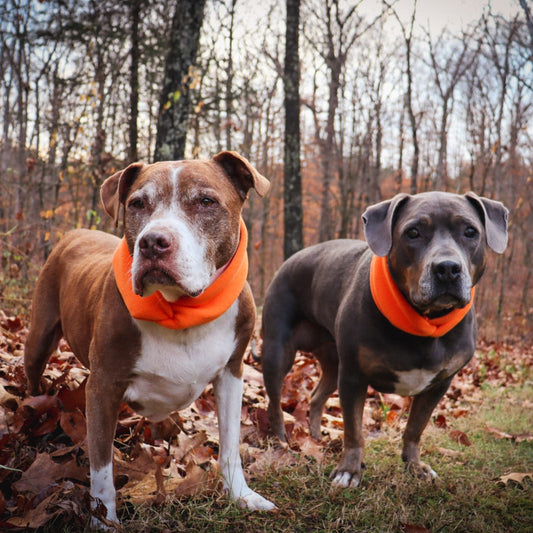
[199, 197, 216, 208]
[464, 226, 478, 238]
[406, 228, 420, 239]
[128, 198, 145, 210]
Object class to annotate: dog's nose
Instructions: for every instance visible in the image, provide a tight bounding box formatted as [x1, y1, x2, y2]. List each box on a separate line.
[433, 260, 461, 283]
[139, 232, 171, 259]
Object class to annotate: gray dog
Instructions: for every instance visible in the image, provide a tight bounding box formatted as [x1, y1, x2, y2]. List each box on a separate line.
[260, 191, 508, 487]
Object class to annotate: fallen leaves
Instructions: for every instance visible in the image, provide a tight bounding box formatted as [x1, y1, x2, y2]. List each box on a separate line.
[485, 424, 533, 443]
[497, 472, 532, 487]
[0, 310, 532, 529]
[448, 429, 472, 447]
[400, 523, 431, 533]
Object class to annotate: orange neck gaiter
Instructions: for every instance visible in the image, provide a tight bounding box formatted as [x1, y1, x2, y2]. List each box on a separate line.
[369, 255, 474, 338]
[112, 219, 248, 329]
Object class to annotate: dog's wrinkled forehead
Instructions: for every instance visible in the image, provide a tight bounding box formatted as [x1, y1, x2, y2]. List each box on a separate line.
[128, 162, 180, 200]
[395, 192, 480, 227]
[128, 160, 236, 204]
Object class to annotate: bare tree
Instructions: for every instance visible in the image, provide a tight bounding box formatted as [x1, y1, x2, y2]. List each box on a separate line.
[482, 12, 521, 197]
[283, 0, 303, 258]
[129, 0, 141, 162]
[518, 0, 533, 52]
[305, 0, 383, 240]
[154, 0, 206, 161]
[426, 25, 481, 190]
[387, 0, 420, 194]
[225, 0, 237, 151]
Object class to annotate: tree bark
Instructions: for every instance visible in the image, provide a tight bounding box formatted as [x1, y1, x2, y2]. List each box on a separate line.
[225, 0, 237, 151]
[283, 0, 303, 259]
[154, 0, 206, 162]
[129, 0, 141, 162]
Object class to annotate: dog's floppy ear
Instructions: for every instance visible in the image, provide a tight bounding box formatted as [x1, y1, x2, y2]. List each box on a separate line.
[465, 192, 509, 254]
[100, 162, 145, 227]
[362, 194, 410, 256]
[213, 151, 270, 199]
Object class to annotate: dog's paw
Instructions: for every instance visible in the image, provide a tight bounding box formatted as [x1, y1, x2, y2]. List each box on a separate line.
[407, 461, 438, 481]
[237, 490, 277, 511]
[330, 469, 361, 488]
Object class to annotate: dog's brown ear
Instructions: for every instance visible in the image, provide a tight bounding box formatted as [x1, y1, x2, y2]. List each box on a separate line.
[100, 162, 145, 227]
[362, 194, 410, 256]
[465, 192, 509, 254]
[213, 151, 270, 199]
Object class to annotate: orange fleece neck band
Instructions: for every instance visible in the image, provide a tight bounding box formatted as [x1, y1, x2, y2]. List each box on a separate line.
[113, 219, 248, 329]
[369, 255, 474, 337]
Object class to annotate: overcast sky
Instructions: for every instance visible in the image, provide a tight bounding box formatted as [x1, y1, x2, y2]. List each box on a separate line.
[382, 0, 522, 32]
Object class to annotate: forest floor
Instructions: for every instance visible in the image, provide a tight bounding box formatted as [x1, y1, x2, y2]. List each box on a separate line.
[0, 309, 531, 532]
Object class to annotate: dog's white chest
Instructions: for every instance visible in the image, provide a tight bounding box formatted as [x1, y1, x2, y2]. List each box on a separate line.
[123, 301, 239, 420]
[393, 368, 437, 396]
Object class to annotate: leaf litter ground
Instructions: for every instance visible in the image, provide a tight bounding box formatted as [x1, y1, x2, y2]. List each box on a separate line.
[0, 309, 531, 530]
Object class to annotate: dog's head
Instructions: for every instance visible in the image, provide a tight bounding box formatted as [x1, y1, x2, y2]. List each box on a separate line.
[363, 191, 508, 316]
[100, 151, 269, 302]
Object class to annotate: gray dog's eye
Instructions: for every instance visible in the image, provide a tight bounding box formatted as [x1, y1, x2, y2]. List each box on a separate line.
[464, 227, 478, 238]
[406, 228, 420, 239]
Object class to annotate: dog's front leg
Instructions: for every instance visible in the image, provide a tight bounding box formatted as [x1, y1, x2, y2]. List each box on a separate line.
[86, 371, 126, 528]
[402, 377, 452, 481]
[213, 367, 276, 510]
[331, 371, 368, 488]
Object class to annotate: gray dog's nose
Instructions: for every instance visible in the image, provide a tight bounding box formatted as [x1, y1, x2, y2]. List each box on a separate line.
[139, 232, 171, 259]
[433, 260, 461, 283]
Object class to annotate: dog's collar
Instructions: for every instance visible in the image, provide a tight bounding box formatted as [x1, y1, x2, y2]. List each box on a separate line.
[369, 255, 474, 338]
[112, 219, 248, 329]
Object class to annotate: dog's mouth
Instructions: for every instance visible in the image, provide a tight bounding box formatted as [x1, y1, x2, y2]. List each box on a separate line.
[142, 268, 175, 288]
[134, 268, 204, 300]
[413, 292, 470, 317]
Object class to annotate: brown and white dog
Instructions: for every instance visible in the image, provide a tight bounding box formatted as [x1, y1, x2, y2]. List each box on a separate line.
[261, 191, 508, 488]
[24, 151, 275, 527]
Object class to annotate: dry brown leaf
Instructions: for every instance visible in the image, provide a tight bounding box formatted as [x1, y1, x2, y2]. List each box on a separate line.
[399, 523, 431, 533]
[57, 378, 86, 411]
[173, 459, 219, 498]
[6, 488, 65, 529]
[497, 472, 532, 486]
[299, 437, 324, 462]
[385, 410, 400, 426]
[433, 414, 447, 428]
[381, 393, 410, 411]
[12, 452, 88, 495]
[429, 446, 464, 458]
[0, 384, 19, 410]
[448, 429, 472, 446]
[245, 445, 298, 475]
[60, 409, 87, 444]
[485, 425, 533, 442]
[169, 431, 208, 463]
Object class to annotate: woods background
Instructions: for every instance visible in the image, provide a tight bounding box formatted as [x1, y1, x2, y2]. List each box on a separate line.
[1, 0, 532, 343]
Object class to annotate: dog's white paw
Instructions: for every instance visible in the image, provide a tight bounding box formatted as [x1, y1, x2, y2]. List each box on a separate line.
[407, 461, 438, 481]
[237, 490, 277, 511]
[331, 470, 361, 488]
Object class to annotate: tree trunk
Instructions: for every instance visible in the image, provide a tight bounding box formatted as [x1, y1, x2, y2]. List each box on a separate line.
[318, 61, 340, 241]
[283, 0, 303, 259]
[225, 0, 236, 151]
[129, 0, 141, 162]
[154, 0, 206, 162]
[435, 98, 448, 190]
[405, 35, 419, 195]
